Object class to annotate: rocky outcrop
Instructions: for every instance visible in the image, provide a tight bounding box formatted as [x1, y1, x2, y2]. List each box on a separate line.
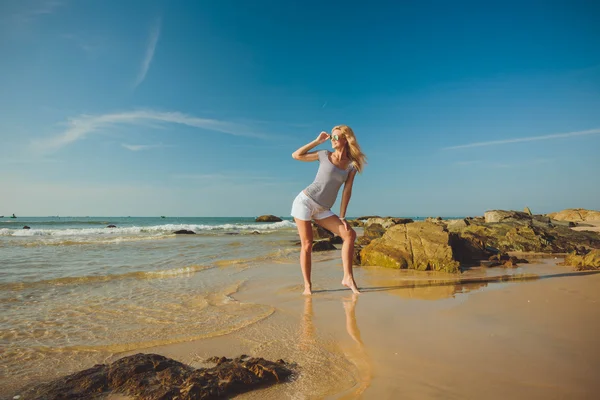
[484, 210, 532, 223]
[524, 207, 533, 215]
[447, 220, 600, 254]
[347, 219, 364, 227]
[23, 226, 31, 229]
[23, 353, 294, 400]
[356, 215, 381, 220]
[174, 229, 195, 234]
[107, 224, 117, 228]
[360, 221, 459, 273]
[564, 249, 600, 270]
[547, 209, 600, 222]
[312, 239, 337, 251]
[255, 215, 283, 222]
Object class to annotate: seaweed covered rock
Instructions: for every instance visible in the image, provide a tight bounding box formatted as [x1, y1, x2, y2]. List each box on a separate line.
[360, 221, 459, 273]
[447, 219, 600, 254]
[564, 249, 600, 270]
[22, 353, 294, 400]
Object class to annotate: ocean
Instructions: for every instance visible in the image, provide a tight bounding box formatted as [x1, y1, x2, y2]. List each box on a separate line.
[0, 216, 302, 392]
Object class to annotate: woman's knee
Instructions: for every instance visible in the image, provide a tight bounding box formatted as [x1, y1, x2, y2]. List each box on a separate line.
[341, 228, 356, 242]
[300, 240, 313, 253]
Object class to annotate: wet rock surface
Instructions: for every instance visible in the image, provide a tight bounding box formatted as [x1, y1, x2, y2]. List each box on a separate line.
[255, 215, 283, 222]
[356, 210, 600, 272]
[564, 249, 600, 270]
[22, 353, 294, 400]
[361, 221, 460, 273]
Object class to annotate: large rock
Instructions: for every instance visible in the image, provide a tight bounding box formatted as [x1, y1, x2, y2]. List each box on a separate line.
[255, 215, 283, 222]
[484, 210, 532, 223]
[447, 219, 600, 254]
[312, 239, 336, 252]
[547, 209, 600, 222]
[363, 222, 386, 240]
[564, 249, 600, 270]
[360, 221, 459, 273]
[22, 353, 294, 400]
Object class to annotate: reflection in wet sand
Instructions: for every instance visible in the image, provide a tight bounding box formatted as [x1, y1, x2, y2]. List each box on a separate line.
[299, 295, 372, 398]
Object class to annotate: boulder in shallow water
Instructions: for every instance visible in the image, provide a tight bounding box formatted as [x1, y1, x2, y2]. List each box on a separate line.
[23, 226, 31, 229]
[312, 239, 337, 251]
[22, 353, 294, 400]
[255, 215, 282, 222]
[107, 224, 117, 228]
[174, 229, 195, 234]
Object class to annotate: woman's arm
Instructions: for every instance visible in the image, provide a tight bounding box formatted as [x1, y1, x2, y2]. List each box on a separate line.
[292, 132, 330, 161]
[339, 169, 357, 222]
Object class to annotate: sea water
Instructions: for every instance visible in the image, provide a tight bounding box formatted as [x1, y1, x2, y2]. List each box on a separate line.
[0, 216, 299, 392]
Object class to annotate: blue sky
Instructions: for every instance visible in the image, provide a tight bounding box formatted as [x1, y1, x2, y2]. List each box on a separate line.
[1, 0, 599, 217]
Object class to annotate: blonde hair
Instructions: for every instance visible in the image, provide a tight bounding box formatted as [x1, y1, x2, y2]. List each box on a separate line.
[333, 125, 367, 173]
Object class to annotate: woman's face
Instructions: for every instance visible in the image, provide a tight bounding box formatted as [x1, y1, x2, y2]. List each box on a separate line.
[330, 129, 346, 150]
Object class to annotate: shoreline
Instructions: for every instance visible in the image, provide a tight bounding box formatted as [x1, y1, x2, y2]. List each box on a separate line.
[11, 254, 599, 399]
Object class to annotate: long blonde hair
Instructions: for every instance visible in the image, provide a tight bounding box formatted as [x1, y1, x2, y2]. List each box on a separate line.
[333, 125, 367, 173]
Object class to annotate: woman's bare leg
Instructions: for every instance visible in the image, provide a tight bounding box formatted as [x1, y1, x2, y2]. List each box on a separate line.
[314, 216, 360, 294]
[294, 218, 314, 295]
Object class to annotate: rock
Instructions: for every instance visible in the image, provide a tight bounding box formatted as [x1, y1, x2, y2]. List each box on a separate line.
[447, 219, 600, 254]
[364, 217, 412, 230]
[564, 249, 600, 270]
[312, 223, 334, 240]
[547, 209, 600, 222]
[363, 222, 386, 240]
[353, 247, 362, 265]
[22, 353, 294, 400]
[356, 215, 381, 221]
[446, 218, 470, 229]
[174, 229, 195, 234]
[360, 221, 459, 273]
[356, 236, 372, 246]
[312, 239, 336, 252]
[484, 210, 532, 223]
[347, 219, 364, 227]
[330, 236, 344, 245]
[255, 215, 283, 222]
[23, 226, 31, 229]
[524, 207, 533, 215]
[251, 230, 261, 234]
[107, 224, 117, 228]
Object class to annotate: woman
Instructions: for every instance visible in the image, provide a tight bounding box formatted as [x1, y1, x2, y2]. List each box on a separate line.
[291, 125, 367, 295]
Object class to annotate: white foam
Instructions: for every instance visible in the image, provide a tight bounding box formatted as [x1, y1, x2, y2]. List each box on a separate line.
[0, 220, 297, 237]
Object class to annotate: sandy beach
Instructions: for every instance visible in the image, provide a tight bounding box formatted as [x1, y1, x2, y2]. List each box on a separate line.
[103, 255, 600, 400]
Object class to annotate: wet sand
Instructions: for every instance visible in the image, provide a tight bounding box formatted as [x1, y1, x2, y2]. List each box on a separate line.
[105, 255, 600, 399]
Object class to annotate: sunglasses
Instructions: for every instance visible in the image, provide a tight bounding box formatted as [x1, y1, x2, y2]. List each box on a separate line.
[331, 134, 344, 141]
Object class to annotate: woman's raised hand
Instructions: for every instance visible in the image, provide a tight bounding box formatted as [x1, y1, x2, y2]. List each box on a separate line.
[316, 131, 330, 144]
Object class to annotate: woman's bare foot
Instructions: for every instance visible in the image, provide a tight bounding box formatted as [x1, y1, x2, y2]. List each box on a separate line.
[342, 278, 361, 294]
[303, 285, 312, 295]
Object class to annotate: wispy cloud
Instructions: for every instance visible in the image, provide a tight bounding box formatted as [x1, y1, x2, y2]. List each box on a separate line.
[453, 159, 553, 168]
[7, 0, 64, 24]
[121, 143, 173, 151]
[134, 17, 161, 88]
[31, 109, 270, 152]
[444, 128, 600, 150]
